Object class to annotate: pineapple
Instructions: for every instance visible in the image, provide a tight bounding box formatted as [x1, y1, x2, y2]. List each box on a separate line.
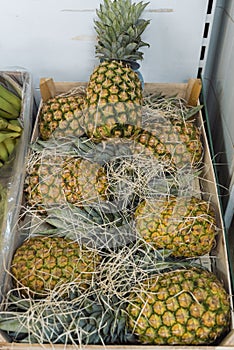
[132, 120, 203, 168]
[127, 267, 231, 345]
[39, 93, 85, 140]
[24, 152, 108, 211]
[130, 128, 173, 165]
[135, 196, 217, 257]
[134, 95, 204, 168]
[1, 244, 231, 346]
[83, 0, 150, 140]
[84, 60, 142, 140]
[11, 236, 101, 295]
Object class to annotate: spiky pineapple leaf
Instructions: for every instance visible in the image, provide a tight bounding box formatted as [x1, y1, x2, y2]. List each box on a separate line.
[0, 315, 28, 333]
[183, 104, 203, 120]
[94, 0, 150, 61]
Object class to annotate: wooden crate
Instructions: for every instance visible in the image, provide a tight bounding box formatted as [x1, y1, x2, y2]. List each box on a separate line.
[0, 78, 233, 349]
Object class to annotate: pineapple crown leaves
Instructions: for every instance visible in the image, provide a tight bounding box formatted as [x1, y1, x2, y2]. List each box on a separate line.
[0, 294, 66, 343]
[30, 136, 133, 166]
[71, 293, 134, 345]
[46, 202, 132, 227]
[30, 136, 96, 158]
[94, 0, 150, 61]
[0, 288, 135, 345]
[39, 203, 137, 250]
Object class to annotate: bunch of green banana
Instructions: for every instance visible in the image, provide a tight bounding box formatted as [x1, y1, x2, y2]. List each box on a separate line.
[0, 83, 21, 119]
[0, 82, 23, 168]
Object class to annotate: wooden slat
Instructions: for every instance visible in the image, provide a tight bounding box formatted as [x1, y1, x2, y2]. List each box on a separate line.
[0, 343, 229, 350]
[144, 82, 188, 99]
[185, 78, 202, 106]
[220, 329, 234, 346]
[54, 81, 87, 95]
[40, 78, 56, 101]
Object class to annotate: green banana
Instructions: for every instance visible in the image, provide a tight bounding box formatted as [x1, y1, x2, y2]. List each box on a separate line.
[3, 138, 16, 156]
[0, 142, 9, 162]
[0, 117, 11, 130]
[0, 84, 21, 112]
[0, 96, 19, 118]
[9, 119, 23, 130]
[0, 73, 22, 99]
[8, 119, 21, 127]
[0, 109, 15, 120]
[0, 131, 21, 143]
[0, 117, 22, 133]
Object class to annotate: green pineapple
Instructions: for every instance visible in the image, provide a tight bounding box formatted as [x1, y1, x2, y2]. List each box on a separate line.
[39, 93, 85, 140]
[139, 94, 204, 168]
[83, 0, 150, 140]
[127, 267, 230, 345]
[24, 151, 108, 212]
[11, 236, 101, 295]
[132, 120, 203, 168]
[135, 196, 217, 257]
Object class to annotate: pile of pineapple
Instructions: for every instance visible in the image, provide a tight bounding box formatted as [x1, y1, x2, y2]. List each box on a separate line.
[0, 0, 231, 346]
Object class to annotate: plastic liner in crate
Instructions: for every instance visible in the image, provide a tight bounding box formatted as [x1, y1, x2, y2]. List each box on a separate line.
[0, 78, 234, 349]
[0, 69, 33, 293]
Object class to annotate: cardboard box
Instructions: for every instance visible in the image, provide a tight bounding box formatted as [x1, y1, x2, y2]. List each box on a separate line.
[0, 78, 233, 349]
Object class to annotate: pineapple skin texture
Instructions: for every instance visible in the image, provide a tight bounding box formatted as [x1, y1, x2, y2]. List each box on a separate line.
[136, 120, 203, 168]
[11, 236, 101, 294]
[135, 196, 217, 258]
[24, 155, 108, 211]
[39, 95, 85, 140]
[127, 267, 231, 345]
[83, 60, 143, 140]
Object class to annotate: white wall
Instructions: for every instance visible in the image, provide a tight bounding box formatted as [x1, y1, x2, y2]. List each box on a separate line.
[0, 0, 209, 98]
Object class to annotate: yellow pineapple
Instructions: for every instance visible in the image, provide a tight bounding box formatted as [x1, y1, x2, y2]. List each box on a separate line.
[135, 196, 217, 257]
[83, 0, 150, 140]
[39, 93, 85, 140]
[11, 236, 101, 295]
[24, 151, 108, 212]
[127, 267, 230, 345]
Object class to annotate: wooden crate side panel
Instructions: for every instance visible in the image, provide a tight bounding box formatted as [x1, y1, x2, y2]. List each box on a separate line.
[0, 343, 229, 350]
[41, 79, 201, 103]
[144, 82, 188, 98]
[199, 113, 232, 289]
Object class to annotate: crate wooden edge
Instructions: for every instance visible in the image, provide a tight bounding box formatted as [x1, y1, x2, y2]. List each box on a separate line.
[1, 79, 233, 347]
[39, 77, 201, 104]
[0, 343, 234, 350]
[32, 78, 202, 141]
